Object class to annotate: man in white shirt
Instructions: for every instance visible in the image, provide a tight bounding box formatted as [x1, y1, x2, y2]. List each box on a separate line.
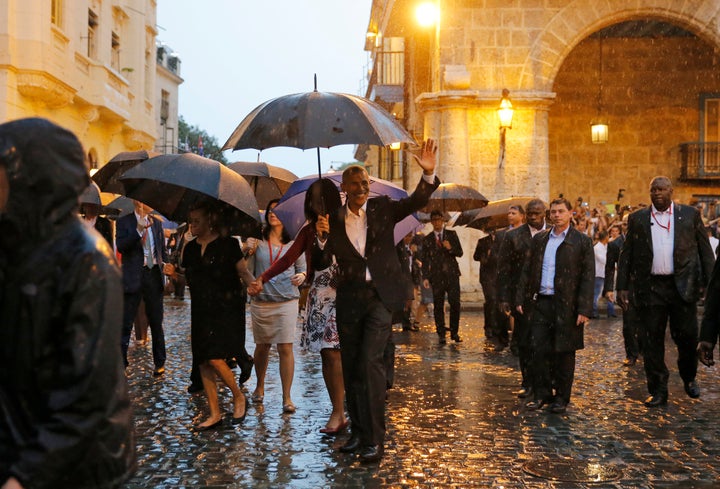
[592, 230, 616, 318]
[617, 176, 715, 407]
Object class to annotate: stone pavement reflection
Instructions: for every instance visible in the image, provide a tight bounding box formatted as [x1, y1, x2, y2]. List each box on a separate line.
[124, 298, 720, 488]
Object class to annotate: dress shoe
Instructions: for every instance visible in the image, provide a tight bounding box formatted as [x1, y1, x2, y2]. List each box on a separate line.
[525, 399, 548, 410]
[340, 435, 361, 453]
[451, 334, 463, 343]
[515, 387, 533, 399]
[153, 366, 165, 377]
[684, 381, 701, 399]
[238, 355, 254, 385]
[548, 400, 568, 414]
[195, 418, 223, 431]
[232, 394, 248, 425]
[622, 357, 637, 367]
[439, 336, 447, 345]
[644, 394, 668, 407]
[319, 420, 349, 436]
[359, 444, 384, 463]
[187, 383, 204, 394]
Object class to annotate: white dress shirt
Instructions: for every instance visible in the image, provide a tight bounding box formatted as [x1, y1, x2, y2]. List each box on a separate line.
[650, 203, 674, 275]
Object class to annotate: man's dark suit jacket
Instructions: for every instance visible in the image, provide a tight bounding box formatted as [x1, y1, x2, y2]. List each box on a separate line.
[315, 176, 439, 314]
[602, 234, 624, 295]
[516, 226, 595, 352]
[700, 256, 720, 345]
[94, 216, 113, 247]
[497, 224, 540, 306]
[422, 228, 462, 285]
[617, 205, 714, 306]
[116, 212, 168, 294]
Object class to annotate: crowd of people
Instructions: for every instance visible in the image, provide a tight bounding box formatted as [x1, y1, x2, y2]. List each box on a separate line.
[5, 118, 720, 487]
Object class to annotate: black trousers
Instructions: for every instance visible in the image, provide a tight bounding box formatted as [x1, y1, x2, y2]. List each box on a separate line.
[122, 266, 166, 368]
[529, 297, 576, 404]
[511, 310, 532, 388]
[337, 283, 392, 447]
[638, 275, 698, 397]
[622, 302, 642, 360]
[431, 277, 461, 337]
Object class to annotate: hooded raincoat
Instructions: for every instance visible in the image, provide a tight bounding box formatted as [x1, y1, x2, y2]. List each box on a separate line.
[0, 118, 136, 489]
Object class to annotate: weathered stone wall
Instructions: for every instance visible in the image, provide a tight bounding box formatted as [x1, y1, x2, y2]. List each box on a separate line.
[550, 36, 720, 207]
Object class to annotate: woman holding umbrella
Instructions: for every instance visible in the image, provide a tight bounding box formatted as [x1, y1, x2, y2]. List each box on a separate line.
[166, 200, 254, 430]
[248, 179, 347, 433]
[246, 199, 306, 414]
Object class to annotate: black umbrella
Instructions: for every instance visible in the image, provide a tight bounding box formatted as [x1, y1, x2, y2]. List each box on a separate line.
[222, 76, 416, 176]
[421, 183, 489, 214]
[461, 197, 535, 231]
[79, 182, 123, 216]
[92, 149, 160, 194]
[227, 161, 298, 210]
[119, 153, 261, 237]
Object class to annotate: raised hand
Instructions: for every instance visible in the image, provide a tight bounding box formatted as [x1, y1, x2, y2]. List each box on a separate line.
[411, 138, 437, 175]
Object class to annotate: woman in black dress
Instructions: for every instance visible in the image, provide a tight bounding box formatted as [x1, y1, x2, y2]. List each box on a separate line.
[172, 201, 254, 430]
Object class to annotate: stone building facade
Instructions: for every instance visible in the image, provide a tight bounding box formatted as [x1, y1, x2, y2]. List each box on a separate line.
[363, 0, 720, 297]
[0, 0, 182, 169]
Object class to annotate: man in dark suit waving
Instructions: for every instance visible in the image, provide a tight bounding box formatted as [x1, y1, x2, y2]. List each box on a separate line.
[116, 199, 169, 375]
[423, 210, 464, 344]
[617, 176, 715, 407]
[314, 140, 439, 463]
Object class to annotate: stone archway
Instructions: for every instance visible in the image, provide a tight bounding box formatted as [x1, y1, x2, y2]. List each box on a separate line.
[545, 11, 720, 209]
[520, 0, 720, 92]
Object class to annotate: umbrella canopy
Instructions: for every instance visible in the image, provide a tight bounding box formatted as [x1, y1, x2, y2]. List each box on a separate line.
[105, 195, 135, 219]
[92, 149, 160, 194]
[79, 181, 102, 206]
[79, 182, 123, 216]
[421, 183, 488, 214]
[222, 87, 416, 176]
[462, 197, 535, 231]
[273, 172, 408, 238]
[119, 153, 261, 236]
[227, 161, 298, 210]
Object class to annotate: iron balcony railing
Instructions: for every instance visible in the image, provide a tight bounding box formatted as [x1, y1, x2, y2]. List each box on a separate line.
[679, 142, 720, 180]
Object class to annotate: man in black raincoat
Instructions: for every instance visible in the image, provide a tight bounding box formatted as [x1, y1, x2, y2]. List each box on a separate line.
[516, 197, 594, 414]
[0, 118, 136, 489]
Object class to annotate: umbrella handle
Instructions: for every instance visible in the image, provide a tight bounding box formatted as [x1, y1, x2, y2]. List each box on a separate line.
[318, 194, 327, 240]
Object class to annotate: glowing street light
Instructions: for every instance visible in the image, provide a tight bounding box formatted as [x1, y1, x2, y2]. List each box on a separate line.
[415, 2, 439, 27]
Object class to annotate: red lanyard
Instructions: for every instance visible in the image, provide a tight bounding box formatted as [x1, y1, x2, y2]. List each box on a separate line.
[268, 241, 284, 265]
[651, 209, 671, 233]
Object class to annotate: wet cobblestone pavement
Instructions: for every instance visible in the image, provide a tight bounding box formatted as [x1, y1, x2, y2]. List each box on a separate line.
[124, 298, 720, 488]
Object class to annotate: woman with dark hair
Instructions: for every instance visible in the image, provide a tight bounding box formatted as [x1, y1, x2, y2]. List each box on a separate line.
[247, 198, 306, 414]
[167, 201, 254, 430]
[249, 179, 347, 433]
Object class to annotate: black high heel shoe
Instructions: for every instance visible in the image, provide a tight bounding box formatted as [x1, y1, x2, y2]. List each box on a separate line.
[232, 394, 248, 425]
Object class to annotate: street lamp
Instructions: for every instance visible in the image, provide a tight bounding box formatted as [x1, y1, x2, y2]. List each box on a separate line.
[415, 2, 439, 27]
[591, 38, 609, 144]
[498, 89, 514, 168]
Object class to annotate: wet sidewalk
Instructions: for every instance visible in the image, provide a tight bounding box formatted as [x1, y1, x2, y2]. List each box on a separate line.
[124, 298, 720, 488]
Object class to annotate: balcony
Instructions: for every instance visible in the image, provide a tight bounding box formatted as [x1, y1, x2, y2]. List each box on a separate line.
[679, 142, 720, 182]
[367, 50, 404, 104]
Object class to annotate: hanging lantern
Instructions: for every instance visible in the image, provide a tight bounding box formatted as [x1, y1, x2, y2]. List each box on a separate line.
[591, 121, 609, 144]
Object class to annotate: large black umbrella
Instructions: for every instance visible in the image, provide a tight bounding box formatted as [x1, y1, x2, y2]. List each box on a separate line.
[461, 197, 535, 231]
[227, 161, 298, 210]
[421, 183, 489, 214]
[222, 77, 416, 176]
[92, 149, 160, 194]
[119, 153, 261, 236]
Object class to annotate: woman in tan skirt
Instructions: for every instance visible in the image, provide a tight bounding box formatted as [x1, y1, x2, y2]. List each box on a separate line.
[247, 199, 306, 413]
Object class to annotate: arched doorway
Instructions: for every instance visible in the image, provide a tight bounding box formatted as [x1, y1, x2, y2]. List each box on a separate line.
[549, 19, 720, 219]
